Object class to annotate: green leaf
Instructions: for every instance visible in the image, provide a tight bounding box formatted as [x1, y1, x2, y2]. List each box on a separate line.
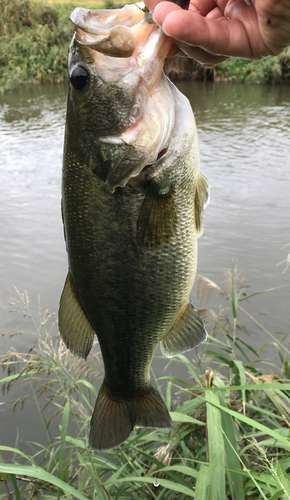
[0, 371, 38, 384]
[105, 475, 195, 497]
[273, 461, 290, 498]
[58, 401, 70, 485]
[206, 390, 225, 500]
[166, 381, 172, 411]
[195, 464, 211, 500]
[215, 378, 244, 500]
[10, 474, 20, 500]
[176, 396, 205, 415]
[160, 465, 198, 479]
[205, 398, 290, 449]
[65, 436, 86, 449]
[269, 490, 288, 500]
[76, 379, 98, 398]
[0, 464, 88, 500]
[0, 446, 34, 464]
[238, 286, 282, 302]
[235, 338, 260, 358]
[231, 262, 237, 319]
[233, 359, 246, 411]
[170, 411, 205, 425]
[207, 383, 290, 392]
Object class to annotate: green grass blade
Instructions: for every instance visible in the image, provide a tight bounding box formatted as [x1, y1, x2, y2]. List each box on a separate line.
[205, 390, 225, 500]
[10, 474, 20, 500]
[238, 286, 282, 302]
[195, 464, 210, 500]
[0, 446, 34, 464]
[160, 465, 198, 479]
[235, 338, 260, 357]
[273, 461, 290, 500]
[207, 383, 290, 392]
[176, 354, 202, 383]
[231, 262, 237, 320]
[205, 398, 290, 448]
[166, 380, 172, 410]
[170, 411, 205, 425]
[77, 453, 108, 500]
[0, 371, 38, 384]
[76, 379, 99, 399]
[58, 401, 70, 486]
[105, 476, 195, 497]
[176, 396, 205, 415]
[215, 378, 244, 500]
[233, 359, 246, 413]
[0, 464, 88, 500]
[269, 490, 288, 500]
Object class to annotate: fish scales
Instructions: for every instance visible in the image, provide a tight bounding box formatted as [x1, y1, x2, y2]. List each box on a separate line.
[59, 2, 209, 450]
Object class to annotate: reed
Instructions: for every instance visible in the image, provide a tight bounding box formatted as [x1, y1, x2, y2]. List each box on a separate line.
[1, 264, 290, 499]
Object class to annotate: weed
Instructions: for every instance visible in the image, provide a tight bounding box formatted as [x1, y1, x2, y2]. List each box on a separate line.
[1, 265, 290, 498]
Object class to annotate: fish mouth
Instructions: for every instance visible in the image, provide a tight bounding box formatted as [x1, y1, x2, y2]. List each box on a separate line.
[70, 3, 175, 191]
[70, 3, 158, 60]
[141, 147, 168, 173]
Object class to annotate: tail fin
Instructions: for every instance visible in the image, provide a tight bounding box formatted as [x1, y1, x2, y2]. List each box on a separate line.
[89, 382, 172, 450]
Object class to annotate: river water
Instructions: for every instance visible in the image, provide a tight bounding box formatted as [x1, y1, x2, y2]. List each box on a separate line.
[0, 81, 289, 447]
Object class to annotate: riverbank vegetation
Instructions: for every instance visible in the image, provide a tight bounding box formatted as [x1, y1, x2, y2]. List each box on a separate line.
[1, 0, 290, 92]
[1, 264, 290, 499]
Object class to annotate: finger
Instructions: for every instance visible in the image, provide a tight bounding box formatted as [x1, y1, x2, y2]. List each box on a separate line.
[188, 0, 217, 15]
[174, 40, 229, 65]
[145, 0, 161, 10]
[153, 2, 183, 25]
[205, 6, 223, 19]
[159, 10, 257, 58]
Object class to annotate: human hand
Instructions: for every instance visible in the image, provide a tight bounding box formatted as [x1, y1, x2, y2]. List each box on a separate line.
[145, 0, 290, 66]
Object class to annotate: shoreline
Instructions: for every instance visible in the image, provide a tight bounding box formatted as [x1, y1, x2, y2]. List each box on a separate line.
[1, 0, 290, 92]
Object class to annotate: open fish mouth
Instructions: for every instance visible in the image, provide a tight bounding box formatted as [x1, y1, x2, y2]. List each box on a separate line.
[141, 147, 169, 173]
[69, 3, 176, 191]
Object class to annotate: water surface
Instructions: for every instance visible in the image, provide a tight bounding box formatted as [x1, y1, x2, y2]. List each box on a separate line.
[0, 81, 289, 447]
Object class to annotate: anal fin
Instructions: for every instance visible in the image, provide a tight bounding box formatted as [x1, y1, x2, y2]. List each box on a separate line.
[161, 301, 207, 358]
[58, 273, 95, 359]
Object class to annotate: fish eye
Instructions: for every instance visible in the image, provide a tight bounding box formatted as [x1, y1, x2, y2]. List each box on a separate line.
[70, 65, 89, 90]
[132, 104, 139, 117]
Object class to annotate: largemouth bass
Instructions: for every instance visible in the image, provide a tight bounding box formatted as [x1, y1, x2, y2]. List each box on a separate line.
[59, 2, 209, 450]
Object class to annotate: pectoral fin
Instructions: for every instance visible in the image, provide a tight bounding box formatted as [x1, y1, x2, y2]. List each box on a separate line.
[59, 273, 95, 359]
[161, 301, 207, 358]
[137, 185, 177, 249]
[194, 174, 210, 236]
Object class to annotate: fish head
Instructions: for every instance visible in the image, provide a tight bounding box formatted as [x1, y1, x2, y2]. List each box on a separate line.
[67, 3, 176, 191]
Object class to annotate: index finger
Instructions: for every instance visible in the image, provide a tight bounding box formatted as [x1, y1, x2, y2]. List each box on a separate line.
[155, 8, 259, 59]
[188, 0, 217, 15]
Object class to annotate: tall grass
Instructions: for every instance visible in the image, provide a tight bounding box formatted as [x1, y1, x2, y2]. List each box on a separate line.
[0, 0, 124, 92]
[1, 0, 290, 92]
[1, 265, 290, 499]
[216, 49, 290, 84]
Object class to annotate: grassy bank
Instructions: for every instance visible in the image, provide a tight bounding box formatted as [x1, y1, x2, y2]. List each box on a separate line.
[1, 264, 290, 499]
[1, 0, 290, 92]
